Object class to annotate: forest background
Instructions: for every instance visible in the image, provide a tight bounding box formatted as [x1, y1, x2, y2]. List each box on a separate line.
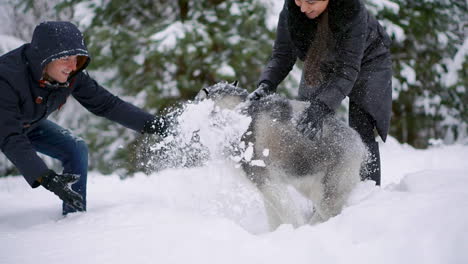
[0, 0, 466, 177]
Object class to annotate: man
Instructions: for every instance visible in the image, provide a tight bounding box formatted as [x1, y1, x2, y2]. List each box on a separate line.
[249, 0, 393, 186]
[0, 21, 166, 215]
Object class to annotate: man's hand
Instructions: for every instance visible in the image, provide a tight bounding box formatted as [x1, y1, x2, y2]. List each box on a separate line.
[247, 82, 274, 101]
[297, 99, 333, 140]
[142, 116, 169, 137]
[40, 170, 85, 212]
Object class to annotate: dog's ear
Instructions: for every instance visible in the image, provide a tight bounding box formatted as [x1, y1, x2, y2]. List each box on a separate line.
[232, 80, 239, 87]
[195, 88, 209, 101]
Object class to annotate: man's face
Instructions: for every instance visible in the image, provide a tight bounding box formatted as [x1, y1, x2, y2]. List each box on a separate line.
[294, 0, 330, 19]
[44, 55, 78, 83]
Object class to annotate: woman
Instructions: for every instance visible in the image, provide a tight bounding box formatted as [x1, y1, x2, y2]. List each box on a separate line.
[249, 0, 392, 185]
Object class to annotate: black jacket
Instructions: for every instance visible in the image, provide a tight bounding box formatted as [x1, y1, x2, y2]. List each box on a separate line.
[0, 21, 154, 187]
[259, 0, 392, 140]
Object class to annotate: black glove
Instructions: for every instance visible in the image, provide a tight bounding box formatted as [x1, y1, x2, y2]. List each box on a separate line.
[247, 82, 274, 101]
[142, 116, 169, 137]
[297, 99, 333, 140]
[41, 170, 85, 212]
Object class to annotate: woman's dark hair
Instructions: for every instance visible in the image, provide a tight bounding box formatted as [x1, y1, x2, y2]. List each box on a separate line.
[303, 9, 334, 88]
[287, 0, 318, 60]
[287, 0, 335, 88]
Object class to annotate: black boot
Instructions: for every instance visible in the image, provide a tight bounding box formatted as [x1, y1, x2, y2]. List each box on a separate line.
[362, 141, 381, 186]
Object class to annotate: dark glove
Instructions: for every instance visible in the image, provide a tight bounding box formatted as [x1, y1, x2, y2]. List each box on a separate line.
[142, 116, 169, 137]
[247, 82, 274, 101]
[297, 99, 333, 140]
[40, 170, 85, 212]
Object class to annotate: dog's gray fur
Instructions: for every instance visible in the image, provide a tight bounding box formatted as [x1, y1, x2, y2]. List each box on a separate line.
[196, 82, 366, 230]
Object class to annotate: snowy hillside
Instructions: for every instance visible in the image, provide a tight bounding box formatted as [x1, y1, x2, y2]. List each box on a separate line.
[1, 100, 467, 264]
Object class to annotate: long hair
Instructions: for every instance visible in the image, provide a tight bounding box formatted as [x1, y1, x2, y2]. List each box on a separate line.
[287, 0, 318, 60]
[303, 9, 335, 88]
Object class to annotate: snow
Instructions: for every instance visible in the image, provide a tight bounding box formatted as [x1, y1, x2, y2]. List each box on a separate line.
[259, 0, 284, 30]
[174, 99, 251, 161]
[2, 97, 468, 263]
[150, 21, 186, 51]
[149, 21, 209, 52]
[217, 63, 236, 77]
[382, 21, 406, 42]
[1, 124, 468, 264]
[367, 0, 400, 14]
[400, 62, 417, 89]
[73, 1, 95, 28]
[443, 38, 468, 87]
[1, 1, 467, 263]
[229, 3, 242, 16]
[0, 34, 25, 55]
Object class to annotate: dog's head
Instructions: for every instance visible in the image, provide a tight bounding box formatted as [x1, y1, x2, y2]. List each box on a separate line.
[195, 81, 249, 110]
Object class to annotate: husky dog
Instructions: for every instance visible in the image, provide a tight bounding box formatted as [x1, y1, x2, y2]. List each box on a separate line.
[195, 82, 366, 230]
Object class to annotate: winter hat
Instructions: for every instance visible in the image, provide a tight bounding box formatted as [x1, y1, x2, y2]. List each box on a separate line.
[30, 21, 90, 73]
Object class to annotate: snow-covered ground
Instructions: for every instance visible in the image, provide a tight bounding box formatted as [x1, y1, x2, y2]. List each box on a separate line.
[1, 1, 467, 263]
[1, 129, 467, 264]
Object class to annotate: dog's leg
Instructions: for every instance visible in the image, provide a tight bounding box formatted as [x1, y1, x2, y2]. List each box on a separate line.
[260, 176, 306, 230]
[244, 164, 305, 230]
[260, 182, 291, 230]
[308, 166, 346, 224]
[262, 186, 305, 230]
[310, 151, 362, 224]
[290, 172, 327, 225]
[309, 207, 324, 224]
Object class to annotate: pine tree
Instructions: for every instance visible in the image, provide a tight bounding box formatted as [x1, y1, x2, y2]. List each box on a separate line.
[369, 0, 467, 147]
[55, 0, 276, 174]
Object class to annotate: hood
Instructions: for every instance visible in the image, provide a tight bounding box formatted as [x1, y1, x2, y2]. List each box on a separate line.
[24, 21, 91, 82]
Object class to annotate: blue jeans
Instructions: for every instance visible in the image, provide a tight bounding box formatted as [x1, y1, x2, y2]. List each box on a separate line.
[27, 120, 88, 214]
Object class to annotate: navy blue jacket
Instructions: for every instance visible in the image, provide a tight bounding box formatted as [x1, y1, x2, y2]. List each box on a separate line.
[259, 0, 393, 140]
[0, 22, 154, 187]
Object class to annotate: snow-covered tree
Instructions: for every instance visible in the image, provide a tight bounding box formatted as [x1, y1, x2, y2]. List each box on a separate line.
[368, 0, 467, 148]
[56, 0, 277, 175]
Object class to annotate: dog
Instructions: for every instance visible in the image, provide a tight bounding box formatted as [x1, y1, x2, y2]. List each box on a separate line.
[194, 82, 367, 230]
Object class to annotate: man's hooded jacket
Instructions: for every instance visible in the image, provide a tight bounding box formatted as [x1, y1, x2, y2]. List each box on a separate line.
[259, 0, 393, 141]
[0, 21, 154, 187]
